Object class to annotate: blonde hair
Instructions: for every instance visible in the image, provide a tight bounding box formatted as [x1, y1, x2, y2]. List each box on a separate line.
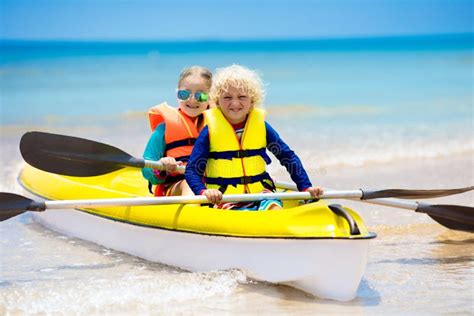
[210, 64, 265, 108]
[178, 66, 212, 90]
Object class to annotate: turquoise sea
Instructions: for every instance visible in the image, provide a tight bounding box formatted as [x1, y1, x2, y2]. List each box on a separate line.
[1, 34, 472, 124]
[1, 33, 472, 167]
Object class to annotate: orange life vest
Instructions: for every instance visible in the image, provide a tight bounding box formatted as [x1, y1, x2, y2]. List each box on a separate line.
[147, 102, 205, 196]
[148, 102, 204, 162]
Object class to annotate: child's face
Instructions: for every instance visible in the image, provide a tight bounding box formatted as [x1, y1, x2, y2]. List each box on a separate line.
[177, 74, 210, 117]
[218, 86, 252, 124]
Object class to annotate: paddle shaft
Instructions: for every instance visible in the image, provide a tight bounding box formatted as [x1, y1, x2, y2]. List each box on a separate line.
[29, 189, 447, 217]
[21, 189, 472, 228]
[144, 160, 424, 209]
[35, 190, 362, 210]
[141, 162, 437, 205]
[276, 181, 472, 226]
[3, 188, 472, 231]
[277, 181, 419, 212]
[143, 159, 425, 211]
[143, 159, 186, 173]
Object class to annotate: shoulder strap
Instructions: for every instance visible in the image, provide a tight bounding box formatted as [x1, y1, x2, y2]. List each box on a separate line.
[147, 102, 176, 131]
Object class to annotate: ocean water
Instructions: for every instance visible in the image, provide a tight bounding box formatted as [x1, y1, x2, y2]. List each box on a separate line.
[1, 34, 473, 167]
[1, 34, 473, 314]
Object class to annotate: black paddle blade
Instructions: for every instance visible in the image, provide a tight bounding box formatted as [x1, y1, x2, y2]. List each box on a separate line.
[0, 193, 46, 221]
[20, 131, 144, 176]
[416, 203, 474, 233]
[362, 186, 474, 200]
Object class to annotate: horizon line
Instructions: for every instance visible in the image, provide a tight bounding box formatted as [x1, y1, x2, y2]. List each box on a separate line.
[1, 32, 472, 44]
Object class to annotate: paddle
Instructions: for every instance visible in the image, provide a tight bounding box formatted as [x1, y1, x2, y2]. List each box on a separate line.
[0, 191, 357, 222]
[20, 131, 474, 200]
[275, 181, 474, 233]
[18, 131, 474, 231]
[1, 191, 473, 233]
[20, 131, 185, 176]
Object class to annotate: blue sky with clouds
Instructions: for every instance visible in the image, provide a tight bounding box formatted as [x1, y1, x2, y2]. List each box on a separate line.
[1, 0, 472, 40]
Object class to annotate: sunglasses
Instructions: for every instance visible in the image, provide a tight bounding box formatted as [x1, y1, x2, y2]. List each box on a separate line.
[177, 89, 209, 103]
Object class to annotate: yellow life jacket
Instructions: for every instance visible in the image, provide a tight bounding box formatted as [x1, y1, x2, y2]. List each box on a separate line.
[203, 107, 274, 194]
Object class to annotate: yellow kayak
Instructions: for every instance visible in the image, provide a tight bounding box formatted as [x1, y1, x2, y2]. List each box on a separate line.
[20, 164, 373, 238]
[19, 164, 376, 301]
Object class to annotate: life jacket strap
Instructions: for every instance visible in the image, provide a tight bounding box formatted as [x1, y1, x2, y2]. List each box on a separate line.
[204, 172, 274, 188]
[165, 138, 197, 152]
[208, 148, 267, 160]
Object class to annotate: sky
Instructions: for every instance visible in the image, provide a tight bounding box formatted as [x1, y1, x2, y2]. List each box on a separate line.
[0, 0, 473, 40]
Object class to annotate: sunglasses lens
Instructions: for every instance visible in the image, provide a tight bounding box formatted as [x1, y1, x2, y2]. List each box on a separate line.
[196, 92, 209, 102]
[177, 90, 191, 101]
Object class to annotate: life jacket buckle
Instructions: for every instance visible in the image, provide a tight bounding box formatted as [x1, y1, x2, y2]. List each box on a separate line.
[240, 176, 253, 185]
[236, 150, 249, 158]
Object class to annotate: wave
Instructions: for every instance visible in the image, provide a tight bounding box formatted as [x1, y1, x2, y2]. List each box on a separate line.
[2, 110, 471, 169]
[266, 104, 384, 117]
[292, 137, 474, 169]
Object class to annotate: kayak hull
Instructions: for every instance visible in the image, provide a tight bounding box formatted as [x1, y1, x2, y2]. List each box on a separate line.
[32, 207, 370, 301]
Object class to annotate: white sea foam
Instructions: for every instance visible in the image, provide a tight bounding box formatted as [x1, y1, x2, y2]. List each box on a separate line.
[297, 137, 474, 169]
[271, 120, 474, 169]
[1, 269, 247, 314]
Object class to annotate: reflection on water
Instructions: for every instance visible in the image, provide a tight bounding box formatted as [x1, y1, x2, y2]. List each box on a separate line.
[364, 224, 473, 314]
[375, 256, 473, 265]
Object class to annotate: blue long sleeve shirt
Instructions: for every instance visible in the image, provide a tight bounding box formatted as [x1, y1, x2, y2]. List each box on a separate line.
[185, 122, 313, 194]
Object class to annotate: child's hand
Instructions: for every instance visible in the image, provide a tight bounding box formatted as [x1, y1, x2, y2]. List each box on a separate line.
[158, 157, 179, 173]
[305, 186, 324, 199]
[202, 189, 223, 204]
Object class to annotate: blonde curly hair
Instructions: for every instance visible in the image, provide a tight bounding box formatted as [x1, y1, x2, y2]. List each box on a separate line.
[210, 65, 265, 108]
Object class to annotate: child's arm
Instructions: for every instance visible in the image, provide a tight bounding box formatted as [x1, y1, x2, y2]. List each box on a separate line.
[142, 124, 167, 185]
[184, 126, 210, 195]
[265, 122, 313, 191]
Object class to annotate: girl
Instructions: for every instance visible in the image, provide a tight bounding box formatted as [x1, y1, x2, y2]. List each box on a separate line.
[142, 66, 212, 196]
[185, 64, 323, 210]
